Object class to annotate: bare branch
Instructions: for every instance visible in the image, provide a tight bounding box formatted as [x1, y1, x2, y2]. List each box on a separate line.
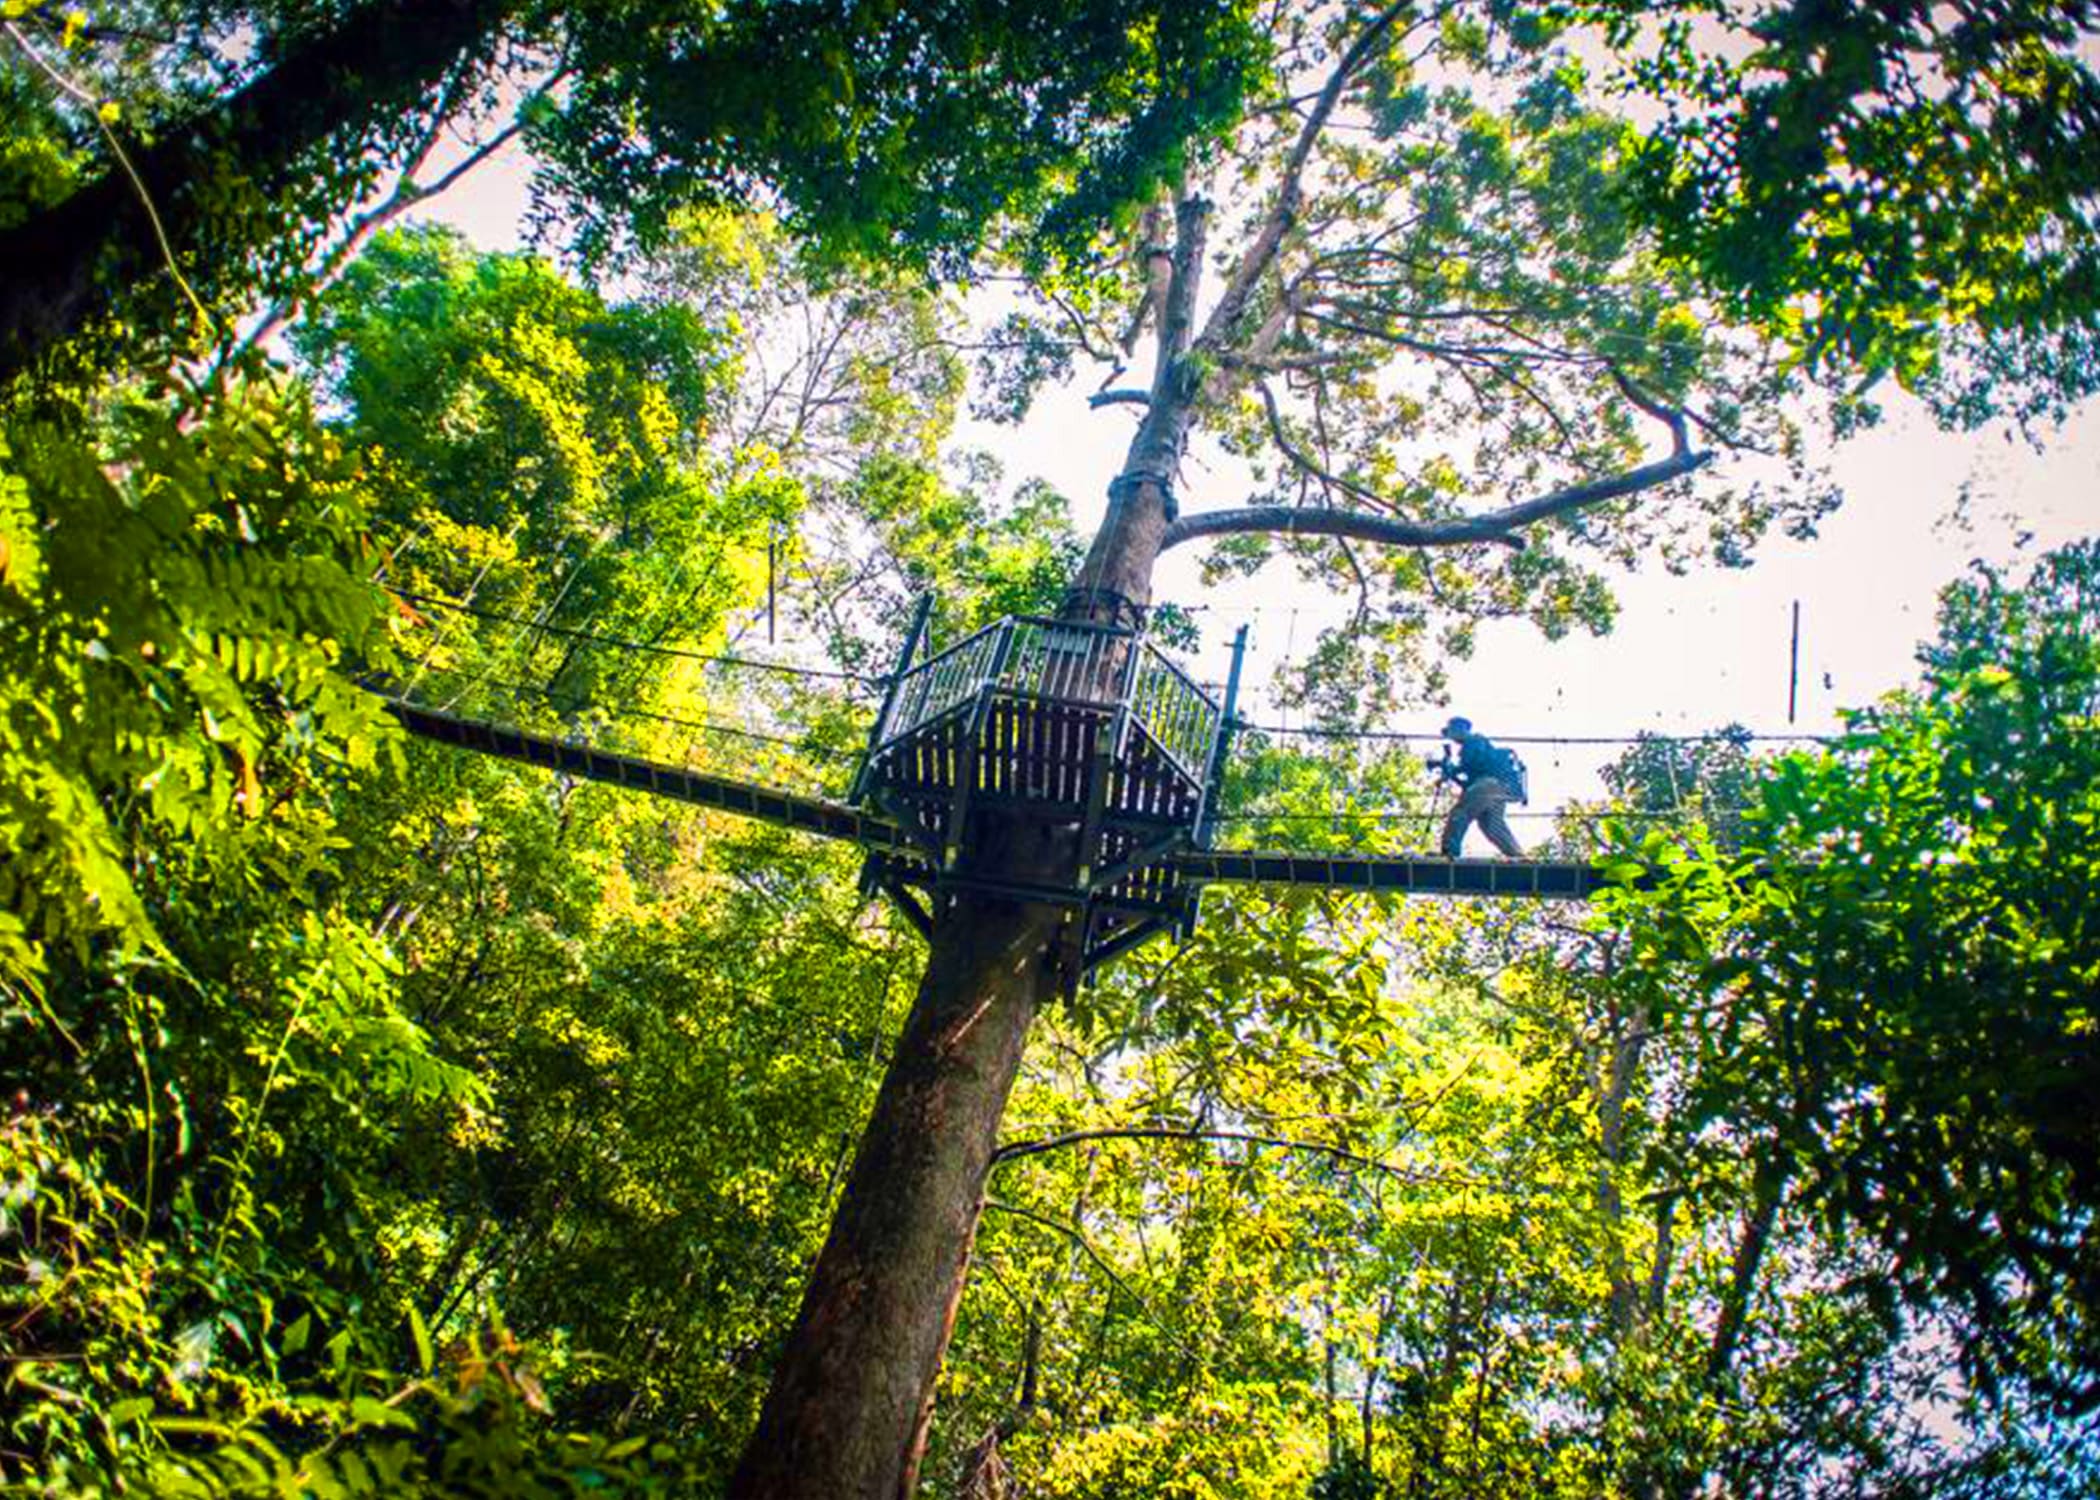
[1088, 388, 1152, 409]
[1194, 1, 1414, 360]
[1300, 302, 1603, 370]
[1039, 284, 1117, 364]
[981, 1198, 1202, 1361]
[1163, 432, 1709, 555]
[232, 80, 547, 364]
[1257, 378, 1386, 510]
[1222, 348, 1353, 374]
[991, 1124, 1500, 1190]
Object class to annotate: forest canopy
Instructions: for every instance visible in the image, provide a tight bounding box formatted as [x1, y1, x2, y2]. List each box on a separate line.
[3, 2, 2098, 1495]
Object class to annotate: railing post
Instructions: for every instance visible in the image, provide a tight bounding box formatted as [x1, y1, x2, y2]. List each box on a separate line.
[1192, 624, 1248, 848]
[849, 593, 933, 805]
[1111, 632, 1144, 757]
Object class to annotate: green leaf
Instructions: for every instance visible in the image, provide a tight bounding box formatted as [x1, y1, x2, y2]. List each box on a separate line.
[350, 1396, 417, 1431]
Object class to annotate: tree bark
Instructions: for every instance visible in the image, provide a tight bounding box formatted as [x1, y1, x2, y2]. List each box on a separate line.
[0, 0, 508, 382]
[727, 894, 1060, 1500]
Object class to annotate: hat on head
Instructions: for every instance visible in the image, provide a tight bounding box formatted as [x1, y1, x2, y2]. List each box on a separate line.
[1442, 716, 1472, 738]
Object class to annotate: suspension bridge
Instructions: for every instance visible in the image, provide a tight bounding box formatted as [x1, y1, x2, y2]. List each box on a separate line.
[374, 587, 1771, 989]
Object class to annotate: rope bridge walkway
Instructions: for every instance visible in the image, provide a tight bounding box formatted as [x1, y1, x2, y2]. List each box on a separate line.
[383, 700, 1611, 899]
[375, 585, 1684, 986]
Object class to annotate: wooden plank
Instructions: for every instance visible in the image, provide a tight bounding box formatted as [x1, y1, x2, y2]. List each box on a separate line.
[1167, 851, 1608, 899]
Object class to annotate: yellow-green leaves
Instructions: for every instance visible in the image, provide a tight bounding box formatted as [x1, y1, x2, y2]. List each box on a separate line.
[0, 378, 389, 978]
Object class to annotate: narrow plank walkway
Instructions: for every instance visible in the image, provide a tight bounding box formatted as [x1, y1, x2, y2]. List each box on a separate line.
[384, 701, 1616, 902]
[1167, 850, 1605, 899]
[381, 701, 913, 851]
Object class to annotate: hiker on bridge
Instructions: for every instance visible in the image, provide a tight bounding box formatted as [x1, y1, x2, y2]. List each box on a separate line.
[1431, 716, 1525, 859]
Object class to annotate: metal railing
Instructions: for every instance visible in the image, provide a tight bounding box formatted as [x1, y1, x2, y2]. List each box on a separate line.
[873, 618, 1008, 748]
[1001, 617, 1128, 706]
[1129, 645, 1220, 778]
[871, 614, 1223, 779]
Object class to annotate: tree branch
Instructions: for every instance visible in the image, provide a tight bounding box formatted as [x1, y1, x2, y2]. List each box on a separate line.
[1088, 387, 1152, 409]
[1256, 378, 1384, 510]
[233, 87, 541, 366]
[1193, 0, 1413, 360]
[1039, 284, 1117, 364]
[1162, 447, 1709, 555]
[1152, 187, 1210, 387]
[981, 1198, 1202, 1363]
[991, 1123, 1497, 1189]
[0, 0, 509, 380]
[1120, 199, 1172, 356]
[1168, 366, 1705, 554]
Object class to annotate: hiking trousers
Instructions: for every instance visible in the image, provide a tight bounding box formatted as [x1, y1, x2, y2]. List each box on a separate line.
[1441, 777, 1522, 858]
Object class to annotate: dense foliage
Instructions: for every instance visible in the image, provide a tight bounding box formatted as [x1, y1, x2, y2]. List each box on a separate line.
[11, 341, 2094, 1491]
[1594, 0, 2100, 427]
[6, 1, 2100, 1494]
[1602, 540, 2100, 1424]
[0, 0, 1266, 384]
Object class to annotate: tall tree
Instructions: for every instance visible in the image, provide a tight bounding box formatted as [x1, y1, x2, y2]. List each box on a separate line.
[0, 0, 1263, 385]
[729, 4, 2100, 1493]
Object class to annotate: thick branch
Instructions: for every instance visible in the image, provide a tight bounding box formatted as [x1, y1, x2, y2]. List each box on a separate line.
[1087, 388, 1152, 409]
[1163, 445, 1709, 554]
[1193, 0, 1413, 360]
[1707, 1157, 1789, 1384]
[1170, 366, 1706, 554]
[1120, 199, 1172, 356]
[0, 0, 509, 380]
[1152, 188, 1210, 390]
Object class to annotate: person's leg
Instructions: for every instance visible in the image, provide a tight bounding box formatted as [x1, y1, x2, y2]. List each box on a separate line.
[1477, 782, 1523, 857]
[1442, 782, 1486, 856]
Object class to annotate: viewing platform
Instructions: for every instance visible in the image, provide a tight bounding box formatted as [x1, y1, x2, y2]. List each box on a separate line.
[851, 607, 1246, 978]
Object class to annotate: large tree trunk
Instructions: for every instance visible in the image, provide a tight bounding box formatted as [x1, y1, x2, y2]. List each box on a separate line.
[0, 0, 507, 382]
[731, 184, 1204, 1497]
[729, 454, 1183, 1496]
[727, 894, 1062, 1499]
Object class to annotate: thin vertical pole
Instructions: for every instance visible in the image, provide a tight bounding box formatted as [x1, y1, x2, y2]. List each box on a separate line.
[1788, 599, 1801, 725]
[1195, 623, 1249, 848]
[849, 594, 934, 805]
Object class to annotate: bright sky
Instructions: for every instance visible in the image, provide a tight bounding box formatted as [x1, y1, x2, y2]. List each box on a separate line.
[418, 141, 2098, 818]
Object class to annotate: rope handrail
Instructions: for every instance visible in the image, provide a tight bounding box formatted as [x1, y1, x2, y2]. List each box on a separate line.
[385, 585, 879, 684]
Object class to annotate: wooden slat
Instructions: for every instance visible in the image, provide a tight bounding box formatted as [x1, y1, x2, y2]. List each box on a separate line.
[1167, 851, 1606, 899]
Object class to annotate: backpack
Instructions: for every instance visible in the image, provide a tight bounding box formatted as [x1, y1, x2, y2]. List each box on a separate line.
[1489, 744, 1528, 804]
